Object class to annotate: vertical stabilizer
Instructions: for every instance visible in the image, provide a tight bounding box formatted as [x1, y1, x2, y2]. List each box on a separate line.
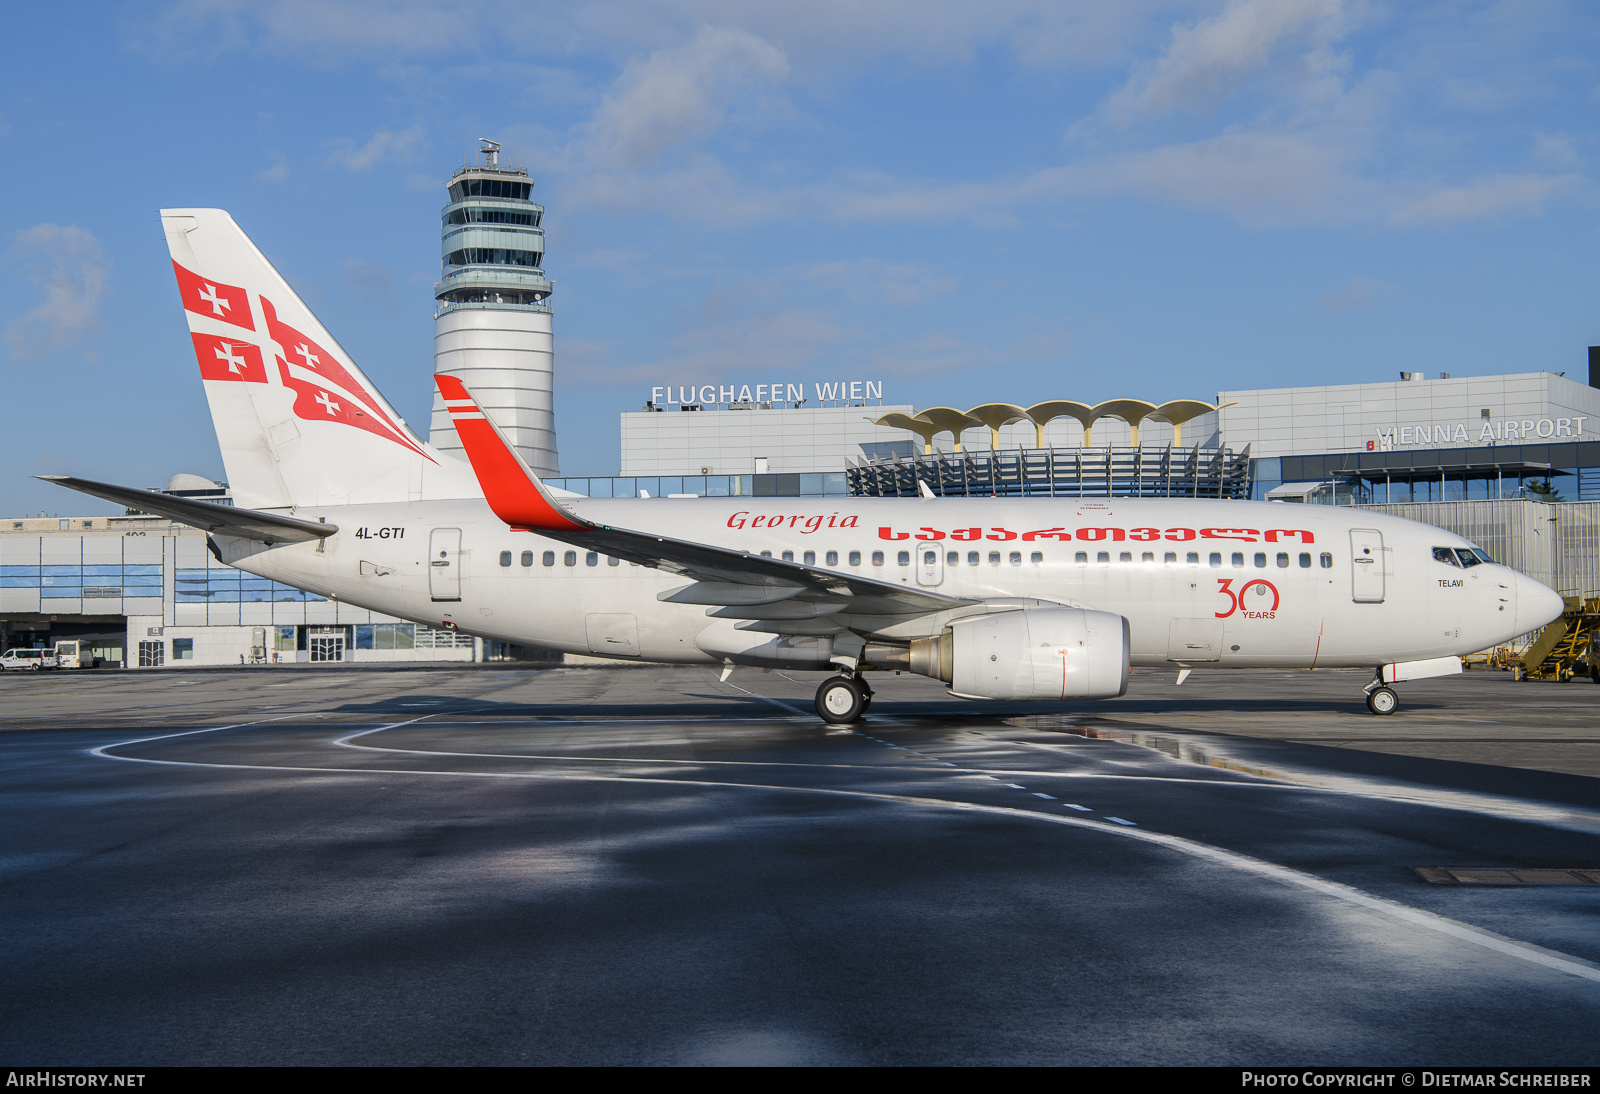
[161, 209, 480, 509]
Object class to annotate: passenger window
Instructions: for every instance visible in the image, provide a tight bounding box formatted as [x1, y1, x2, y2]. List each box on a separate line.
[898, 551, 911, 566]
[499, 551, 512, 567]
[1187, 552, 1200, 565]
[607, 556, 619, 567]
[1118, 551, 1132, 563]
[1433, 547, 1460, 567]
[521, 551, 534, 567]
[1231, 552, 1244, 568]
[1298, 553, 1311, 568]
[1096, 551, 1110, 564]
[760, 550, 772, 558]
[922, 550, 936, 565]
[1142, 552, 1155, 563]
[948, 551, 960, 566]
[1164, 552, 1177, 564]
[586, 552, 599, 567]
[564, 551, 576, 566]
[871, 551, 884, 566]
[1253, 553, 1266, 568]
[1454, 549, 1482, 568]
[989, 551, 1001, 566]
[1075, 551, 1088, 565]
[1276, 553, 1289, 568]
[1319, 553, 1333, 568]
[543, 551, 555, 567]
[781, 551, 794, 562]
[826, 551, 838, 566]
[1009, 552, 1022, 566]
[1209, 553, 1222, 568]
[967, 551, 979, 566]
[1030, 551, 1043, 564]
[848, 551, 861, 567]
[803, 551, 815, 565]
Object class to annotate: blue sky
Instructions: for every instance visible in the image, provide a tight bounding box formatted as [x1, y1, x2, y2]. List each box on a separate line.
[3, 0, 1599, 514]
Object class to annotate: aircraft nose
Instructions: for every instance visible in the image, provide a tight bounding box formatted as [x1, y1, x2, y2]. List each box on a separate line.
[1513, 573, 1565, 636]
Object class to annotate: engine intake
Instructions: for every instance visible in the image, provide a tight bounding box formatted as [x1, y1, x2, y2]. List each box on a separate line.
[909, 608, 1129, 701]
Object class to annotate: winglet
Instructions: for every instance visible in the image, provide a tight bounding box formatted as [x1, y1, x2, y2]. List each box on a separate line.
[435, 375, 587, 532]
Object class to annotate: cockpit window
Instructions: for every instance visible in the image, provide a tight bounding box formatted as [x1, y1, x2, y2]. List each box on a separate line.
[1432, 547, 1460, 567]
[1471, 548, 1493, 565]
[1454, 548, 1483, 568]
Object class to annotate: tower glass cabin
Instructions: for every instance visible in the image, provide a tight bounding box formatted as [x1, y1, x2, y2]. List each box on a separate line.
[428, 141, 558, 475]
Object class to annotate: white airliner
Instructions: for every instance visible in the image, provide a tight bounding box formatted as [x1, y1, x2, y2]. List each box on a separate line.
[44, 210, 1565, 722]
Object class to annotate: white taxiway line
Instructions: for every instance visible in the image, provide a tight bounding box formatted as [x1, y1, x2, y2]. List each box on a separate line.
[86, 719, 1600, 989]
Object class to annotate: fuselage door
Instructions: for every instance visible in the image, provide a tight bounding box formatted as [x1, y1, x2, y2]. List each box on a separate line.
[917, 545, 944, 587]
[429, 527, 462, 602]
[1350, 528, 1385, 603]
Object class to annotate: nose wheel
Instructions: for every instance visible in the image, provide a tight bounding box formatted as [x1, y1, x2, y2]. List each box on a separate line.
[816, 675, 871, 724]
[1365, 685, 1398, 715]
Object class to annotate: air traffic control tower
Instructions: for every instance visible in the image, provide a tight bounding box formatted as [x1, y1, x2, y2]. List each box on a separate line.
[428, 140, 558, 475]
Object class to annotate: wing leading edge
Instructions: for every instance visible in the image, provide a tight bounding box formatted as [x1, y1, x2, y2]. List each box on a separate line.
[434, 374, 971, 617]
[39, 475, 336, 544]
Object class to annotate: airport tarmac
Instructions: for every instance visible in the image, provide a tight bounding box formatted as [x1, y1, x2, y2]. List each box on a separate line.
[2, 663, 1599, 1066]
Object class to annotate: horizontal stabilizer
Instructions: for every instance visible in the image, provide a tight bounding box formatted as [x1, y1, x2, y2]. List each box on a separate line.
[38, 476, 337, 544]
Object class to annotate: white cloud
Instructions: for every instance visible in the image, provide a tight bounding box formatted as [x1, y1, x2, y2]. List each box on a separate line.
[259, 152, 290, 182]
[582, 26, 789, 167]
[1389, 172, 1576, 226]
[1109, 0, 1349, 119]
[325, 125, 426, 171]
[6, 224, 110, 361]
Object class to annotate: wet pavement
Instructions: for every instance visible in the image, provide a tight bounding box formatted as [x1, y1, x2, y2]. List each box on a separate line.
[2, 663, 1598, 1065]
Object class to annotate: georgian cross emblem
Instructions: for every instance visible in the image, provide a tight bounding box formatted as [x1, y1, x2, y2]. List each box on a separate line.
[314, 391, 341, 416]
[197, 284, 231, 316]
[213, 343, 247, 374]
[295, 343, 320, 368]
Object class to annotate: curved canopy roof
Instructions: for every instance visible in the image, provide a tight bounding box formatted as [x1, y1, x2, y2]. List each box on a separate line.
[872, 397, 1233, 449]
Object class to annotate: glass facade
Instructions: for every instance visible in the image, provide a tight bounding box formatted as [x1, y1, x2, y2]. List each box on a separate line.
[174, 569, 326, 603]
[3, 563, 162, 599]
[1252, 441, 1600, 504]
[544, 473, 850, 498]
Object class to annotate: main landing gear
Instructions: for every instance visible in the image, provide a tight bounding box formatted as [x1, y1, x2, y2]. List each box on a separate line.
[1363, 670, 1398, 715]
[815, 674, 873, 724]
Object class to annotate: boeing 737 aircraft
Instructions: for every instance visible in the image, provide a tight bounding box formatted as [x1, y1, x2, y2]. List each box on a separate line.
[44, 210, 1566, 722]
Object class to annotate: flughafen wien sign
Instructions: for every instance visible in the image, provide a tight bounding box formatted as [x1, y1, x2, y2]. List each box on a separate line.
[649, 380, 884, 405]
[1369, 415, 1589, 450]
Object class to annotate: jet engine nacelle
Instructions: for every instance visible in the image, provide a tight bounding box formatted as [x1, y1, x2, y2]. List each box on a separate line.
[910, 608, 1130, 701]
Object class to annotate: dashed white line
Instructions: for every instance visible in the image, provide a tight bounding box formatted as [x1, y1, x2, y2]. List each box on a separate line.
[1105, 816, 1138, 826]
[1032, 793, 1056, 800]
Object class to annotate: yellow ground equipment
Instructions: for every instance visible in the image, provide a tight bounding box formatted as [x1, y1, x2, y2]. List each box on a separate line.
[1508, 595, 1599, 682]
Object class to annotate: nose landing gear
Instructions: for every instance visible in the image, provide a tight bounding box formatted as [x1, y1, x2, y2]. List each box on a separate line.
[816, 674, 873, 724]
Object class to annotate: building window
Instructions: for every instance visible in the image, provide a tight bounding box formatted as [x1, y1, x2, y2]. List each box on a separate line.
[521, 551, 534, 567]
[564, 551, 576, 566]
[543, 551, 556, 566]
[499, 551, 512, 567]
[172, 638, 194, 660]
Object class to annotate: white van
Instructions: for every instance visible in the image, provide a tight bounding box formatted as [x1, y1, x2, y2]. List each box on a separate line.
[53, 640, 98, 669]
[0, 648, 58, 671]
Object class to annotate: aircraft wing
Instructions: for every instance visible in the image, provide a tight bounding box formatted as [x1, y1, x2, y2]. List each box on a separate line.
[435, 375, 972, 619]
[38, 475, 337, 544]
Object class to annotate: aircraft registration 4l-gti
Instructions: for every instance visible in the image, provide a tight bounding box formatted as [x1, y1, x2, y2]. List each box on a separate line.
[44, 209, 1565, 723]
